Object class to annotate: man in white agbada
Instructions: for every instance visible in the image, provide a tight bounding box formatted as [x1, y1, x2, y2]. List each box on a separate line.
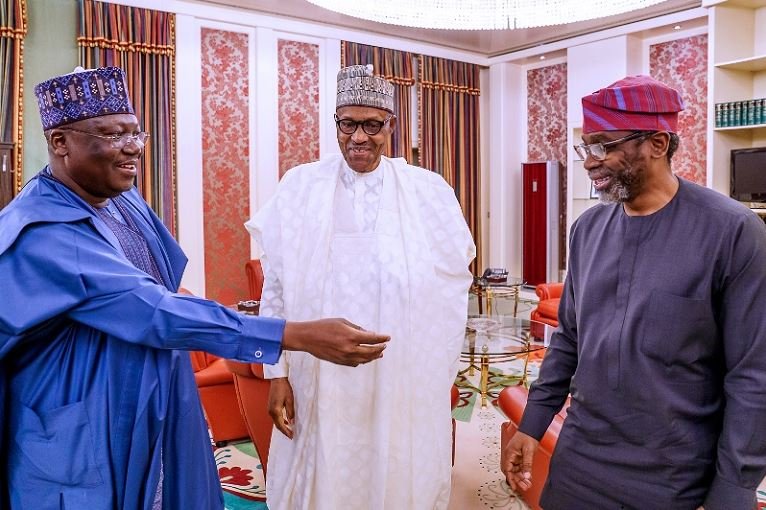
[245, 64, 476, 510]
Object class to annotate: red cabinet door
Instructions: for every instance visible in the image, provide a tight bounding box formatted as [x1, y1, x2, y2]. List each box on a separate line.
[522, 162, 548, 286]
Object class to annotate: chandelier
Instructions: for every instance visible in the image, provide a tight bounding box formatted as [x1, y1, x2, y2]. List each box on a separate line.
[305, 0, 670, 30]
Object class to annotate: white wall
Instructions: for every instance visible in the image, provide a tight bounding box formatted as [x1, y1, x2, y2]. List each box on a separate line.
[109, 0, 709, 290]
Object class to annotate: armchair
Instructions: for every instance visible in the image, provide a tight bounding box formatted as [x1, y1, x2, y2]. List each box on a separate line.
[499, 385, 570, 510]
[529, 282, 564, 339]
[245, 259, 264, 300]
[179, 287, 249, 444]
[225, 360, 273, 477]
[190, 351, 250, 444]
[224, 260, 273, 476]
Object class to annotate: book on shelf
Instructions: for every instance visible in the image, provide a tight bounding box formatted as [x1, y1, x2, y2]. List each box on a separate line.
[715, 98, 766, 128]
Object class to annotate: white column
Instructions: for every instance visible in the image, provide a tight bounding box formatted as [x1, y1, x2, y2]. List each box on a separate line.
[487, 62, 525, 278]
[176, 13, 205, 295]
[251, 27, 280, 257]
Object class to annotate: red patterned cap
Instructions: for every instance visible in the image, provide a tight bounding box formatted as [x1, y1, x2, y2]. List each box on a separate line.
[582, 75, 684, 134]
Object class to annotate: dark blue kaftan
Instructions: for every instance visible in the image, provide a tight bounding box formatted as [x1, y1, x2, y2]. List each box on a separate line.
[519, 178, 766, 509]
[0, 169, 285, 509]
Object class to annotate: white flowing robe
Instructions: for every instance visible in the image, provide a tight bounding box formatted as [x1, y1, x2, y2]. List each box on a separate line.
[246, 154, 475, 510]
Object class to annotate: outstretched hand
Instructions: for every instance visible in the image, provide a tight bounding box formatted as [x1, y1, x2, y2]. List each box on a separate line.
[502, 430, 539, 492]
[281, 318, 389, 367]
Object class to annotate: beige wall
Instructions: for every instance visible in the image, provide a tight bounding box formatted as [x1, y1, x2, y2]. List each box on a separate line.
[22, 0, 78, 183]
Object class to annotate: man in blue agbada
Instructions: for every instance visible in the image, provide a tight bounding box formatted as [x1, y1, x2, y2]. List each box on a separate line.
[0, 66, 389, 510]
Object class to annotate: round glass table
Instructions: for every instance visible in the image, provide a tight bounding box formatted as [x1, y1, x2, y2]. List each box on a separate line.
[460, 315, 549, 408]
[470, 276, 526, 317]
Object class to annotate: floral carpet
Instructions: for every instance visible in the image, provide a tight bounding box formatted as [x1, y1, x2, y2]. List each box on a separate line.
[214, 441, 267, 510]
[213, 330, 766, 509]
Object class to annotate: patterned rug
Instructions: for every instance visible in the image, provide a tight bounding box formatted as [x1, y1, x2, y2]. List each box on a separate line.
[449, 360, 537, 509]
[214, 441, 267, 510]
[213, 303, 766, 509]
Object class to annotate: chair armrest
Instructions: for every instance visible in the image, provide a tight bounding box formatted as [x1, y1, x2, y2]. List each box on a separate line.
[224, 360, 267, 379]
[535, 282, 564, 301]
[498, 385, 569, 456]
[245, 260, 264, 301]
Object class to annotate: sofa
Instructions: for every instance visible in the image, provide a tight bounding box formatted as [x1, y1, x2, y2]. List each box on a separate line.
[529, 282, 564, 340]
[498, 385, 570, 510]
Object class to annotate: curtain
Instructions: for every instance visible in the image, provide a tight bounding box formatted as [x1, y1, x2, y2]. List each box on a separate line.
[78, 0, 176, 234]
[341, 41, 415, 161]
[419, 55, 482, 274]
[0, 0, 26, 194]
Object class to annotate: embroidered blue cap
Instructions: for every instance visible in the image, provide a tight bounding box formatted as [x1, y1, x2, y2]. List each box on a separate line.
[35, 66, 135, 130]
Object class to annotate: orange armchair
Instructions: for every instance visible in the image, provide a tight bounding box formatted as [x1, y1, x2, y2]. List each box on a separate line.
[499, 385, 570, 510]
[245, 260, 264, 301]
[189, 350, 250, 445]
[530, 282, 564, 339]
[179, 288, 249, 444]
[225, 360, 273, 477]
[221, 261, 273, 476]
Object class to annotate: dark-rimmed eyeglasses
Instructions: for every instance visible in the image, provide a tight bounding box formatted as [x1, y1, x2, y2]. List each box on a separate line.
[574, 131, 653, 161]
[334, 114, 393, 136]
[61, 128, 150, 149]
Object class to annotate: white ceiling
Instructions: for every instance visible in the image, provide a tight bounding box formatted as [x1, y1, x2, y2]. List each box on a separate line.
[196, 0, 703, 57]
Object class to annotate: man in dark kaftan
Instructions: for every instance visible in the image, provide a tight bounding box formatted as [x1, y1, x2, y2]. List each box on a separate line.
[503, 75, 766, 509]
[0, 66, 388, 510]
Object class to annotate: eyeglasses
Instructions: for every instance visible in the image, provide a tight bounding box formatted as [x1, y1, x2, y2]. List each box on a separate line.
[334, 114, 393, 136]
[61, 128, 150, 149]
[574, 131, 652, 161]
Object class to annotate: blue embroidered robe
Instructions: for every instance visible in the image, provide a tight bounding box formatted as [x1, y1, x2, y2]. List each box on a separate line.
[0, 169, 284, 509]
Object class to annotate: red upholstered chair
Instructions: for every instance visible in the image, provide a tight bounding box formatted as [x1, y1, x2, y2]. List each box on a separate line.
[245, 260, 264, 300]
[499, 385, 570, 510]
[189, 352, 250, 444]
[530, 283, 564, 339]
[225, 360, 273, 477]
[223, 261, 273, 476]
[179, 288, 249, 444]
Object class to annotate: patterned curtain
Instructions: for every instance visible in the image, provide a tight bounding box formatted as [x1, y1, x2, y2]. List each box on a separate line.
[0, 0, 26, 193]
[419, 55, 482, 274]
[77, 0, 177, 234]
[341, 41, 415, 161]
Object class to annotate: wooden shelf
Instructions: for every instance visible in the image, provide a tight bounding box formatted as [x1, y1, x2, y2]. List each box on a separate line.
[715, 55, 766, 72]
[715, 123, 766, 131]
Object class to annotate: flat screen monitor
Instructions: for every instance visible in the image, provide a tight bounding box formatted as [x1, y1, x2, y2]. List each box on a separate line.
[730, 147, 766, 203]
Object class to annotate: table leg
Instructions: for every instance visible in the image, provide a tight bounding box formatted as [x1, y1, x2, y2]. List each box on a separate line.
[487, 287, 494, 317]
[468, 345, 475, 376]
[513, 287, 519, 318]
[522, 352, 531, 388]
[480, 352, 489, 408]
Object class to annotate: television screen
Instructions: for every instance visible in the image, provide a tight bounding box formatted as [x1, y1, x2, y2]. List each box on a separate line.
[731, 147, 766, 203]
